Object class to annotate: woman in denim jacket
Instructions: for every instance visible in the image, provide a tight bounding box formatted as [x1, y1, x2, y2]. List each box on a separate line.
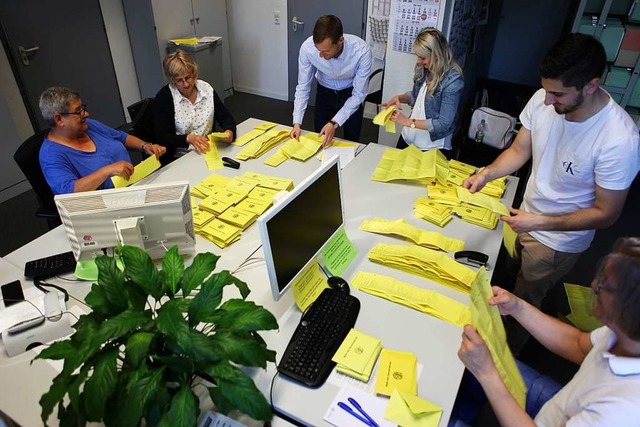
[382, 28, 464, 151]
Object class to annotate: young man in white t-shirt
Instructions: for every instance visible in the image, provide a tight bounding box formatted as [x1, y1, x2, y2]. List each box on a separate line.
[464, 33, 640, 354]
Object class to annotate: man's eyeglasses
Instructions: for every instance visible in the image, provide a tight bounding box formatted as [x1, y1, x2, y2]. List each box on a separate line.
[593, 278, 617, 296]
[60, 104, 87, 117]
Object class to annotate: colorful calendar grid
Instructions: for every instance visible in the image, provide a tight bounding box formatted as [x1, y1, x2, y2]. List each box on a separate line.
[393, 0, 441, 54]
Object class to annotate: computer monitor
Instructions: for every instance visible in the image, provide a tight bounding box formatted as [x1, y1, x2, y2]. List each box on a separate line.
[55, 181, 196, 261]
[258, 156, 344, 301]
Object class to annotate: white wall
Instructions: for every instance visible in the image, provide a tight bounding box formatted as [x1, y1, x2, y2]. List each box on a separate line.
[378, 0, 449, 146]
[226, 0, 288, 100]
[99, 0, 141, 121]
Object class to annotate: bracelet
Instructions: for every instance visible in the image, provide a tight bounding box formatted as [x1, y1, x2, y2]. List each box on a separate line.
[140, 142, 148, 153]
[330, 120, 339, 128]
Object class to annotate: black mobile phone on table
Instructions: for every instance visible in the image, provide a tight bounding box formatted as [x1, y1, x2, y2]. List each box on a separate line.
[1, 280, 25, 307]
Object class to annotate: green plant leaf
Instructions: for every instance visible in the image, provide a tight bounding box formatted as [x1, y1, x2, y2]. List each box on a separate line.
[144, 387, 171, 427]
[206, 362, 272, 421]
[125, 332, 154, 368]
[67, 366, 89, 413]
[168, 386, 198, 427]
[40, 373, 71, 424]
[182, 329, 223, 363]
[210, 331, 275, 368]
[162, 245, 184, 296]
[96, 255, 128, 311]
[156, 300, 191, 351]
[181, 252, 219, 295]
[84, 282, 117, 318]
[208, 386, 236, 416]
[95, 309, 150, 343]
[104, 388, 143, 427]
[35, 339, 76, 361]
[187, 271, 251, 326]
[122, 245, 163, 300]
[83, 348, 118, 420]
[153, 355, 195, 376]
[206, 299, 279, 332]
[126, 366, 165, 416]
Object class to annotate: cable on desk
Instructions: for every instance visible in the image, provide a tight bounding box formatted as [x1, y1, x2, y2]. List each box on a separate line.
[34, 277, 69, 302]
[268, 372, 306, 427]
[231, 244, 264, 275]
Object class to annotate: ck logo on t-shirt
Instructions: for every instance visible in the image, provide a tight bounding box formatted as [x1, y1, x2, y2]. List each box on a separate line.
[562, 161, 578, 176]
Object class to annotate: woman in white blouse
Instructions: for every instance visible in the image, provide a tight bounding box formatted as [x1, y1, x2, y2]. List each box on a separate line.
[153, 50, 236, 163]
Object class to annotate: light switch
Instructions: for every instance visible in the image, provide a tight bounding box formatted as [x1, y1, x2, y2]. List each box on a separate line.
[274, 10, 280, 25]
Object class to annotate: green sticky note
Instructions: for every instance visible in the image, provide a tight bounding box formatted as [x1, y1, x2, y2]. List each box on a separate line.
[321, 227, 358, 276]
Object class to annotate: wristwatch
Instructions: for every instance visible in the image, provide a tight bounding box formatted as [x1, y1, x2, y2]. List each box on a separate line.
[330, 120, 339, 128]
[140, 142, 148, 153]
[410, 119, 416, 129]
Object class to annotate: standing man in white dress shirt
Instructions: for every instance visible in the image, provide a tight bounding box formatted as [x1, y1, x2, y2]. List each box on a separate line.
[290, 15, 372, 146]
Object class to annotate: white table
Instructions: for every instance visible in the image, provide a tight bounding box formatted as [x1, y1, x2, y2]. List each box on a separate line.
[1, 119, 518, 427]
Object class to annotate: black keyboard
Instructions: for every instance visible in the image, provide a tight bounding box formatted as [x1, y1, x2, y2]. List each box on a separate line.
[278, 288, 360, 387]
[24, 251, 77, 279]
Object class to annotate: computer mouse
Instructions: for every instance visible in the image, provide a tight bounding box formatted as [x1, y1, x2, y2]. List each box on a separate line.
[327, 276, 350, 294]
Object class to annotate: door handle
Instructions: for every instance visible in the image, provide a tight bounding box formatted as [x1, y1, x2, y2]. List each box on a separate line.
[19, 45, 39, 66]
[292, 16, 305, 32]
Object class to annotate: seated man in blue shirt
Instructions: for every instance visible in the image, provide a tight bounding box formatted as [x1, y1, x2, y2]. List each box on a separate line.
[39, 87, 166, 195]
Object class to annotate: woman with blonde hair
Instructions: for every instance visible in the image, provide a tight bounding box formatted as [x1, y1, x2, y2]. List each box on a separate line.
[382, 27, 463, 151]
[154, 50, 236, 162]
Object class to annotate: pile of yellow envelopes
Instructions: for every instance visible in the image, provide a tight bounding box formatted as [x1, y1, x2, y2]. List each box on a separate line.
[359, 218, 464, 252]
[236, 127, 290, 160]
[413, 196, 453, 227]
[368, 243, 477, 293]
[264, 133, 325, 167]
[332, 329, 382, 382]
[351, 272, 471, 327]
[232, 121, 278, 146]
[452, 203, 499, 230]
[190, 171, 293, 247]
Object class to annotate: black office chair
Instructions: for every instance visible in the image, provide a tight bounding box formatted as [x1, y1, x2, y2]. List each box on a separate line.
[365, 68, 384, 110]
[127, 98, 155, 142]
[13, 129, 61, 229]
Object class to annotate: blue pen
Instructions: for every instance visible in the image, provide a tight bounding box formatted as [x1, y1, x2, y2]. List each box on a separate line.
[348, 398, 380, 427]
[337, 398, 379, 427]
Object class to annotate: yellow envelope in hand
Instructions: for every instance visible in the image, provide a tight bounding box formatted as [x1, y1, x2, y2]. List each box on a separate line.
[373, 106, 396, 133]
[384, 389, 442, 427]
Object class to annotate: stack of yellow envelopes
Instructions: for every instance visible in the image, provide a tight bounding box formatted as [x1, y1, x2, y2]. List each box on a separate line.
[413, 197, 453, 227]
[478, 169, 508, 198]
[236, 128, 290, 160]
[188, 172, 294, 248]
[352, 272, 471, 327]
[218, 207, 257, 229]
[359, 218, 464, 252]
[192, 209, 216, 232]
[456, 187, 510, 217]
[232, 121, 278, 146]
[204, 134, 224, 170]
[198, 218, 242, 248]
[264, 133, 324, 167]
[332, 329, 382, 382]
[374, 349, 417, 396]
[373, 106, 396, 133]
[452, 203, 499, 230]
[371, 145, 442, 184]
[427, 184, 460, 206]
[368, 243, 476, 293]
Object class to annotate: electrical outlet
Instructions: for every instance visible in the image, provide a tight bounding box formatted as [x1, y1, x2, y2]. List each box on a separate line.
[274, 10, 280, 25]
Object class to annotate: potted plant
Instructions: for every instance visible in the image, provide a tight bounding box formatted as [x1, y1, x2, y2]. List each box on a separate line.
[36, 245, 278, 426]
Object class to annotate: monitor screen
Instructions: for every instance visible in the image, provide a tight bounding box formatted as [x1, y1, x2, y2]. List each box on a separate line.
[55, 181, 196, 261]
[258, 157, 344, 301]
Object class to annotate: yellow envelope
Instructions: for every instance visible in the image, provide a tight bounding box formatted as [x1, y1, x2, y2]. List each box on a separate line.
[384, 389, 443, 427]
[374, 349, 417, 396]
[502, 223, 517, 259]
[111, 155, 161, 188]
[254, 121, 278, 131]
[170, 37, 199, 45]
[208, 132, 228, 141]
[204, 135, 223, 170]
[373, 106, 396, 133]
